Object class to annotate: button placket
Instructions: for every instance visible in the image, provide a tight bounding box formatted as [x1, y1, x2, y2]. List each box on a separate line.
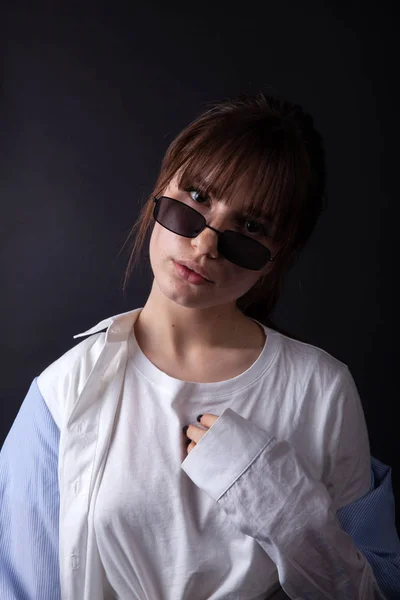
[60, 317, 134, 598]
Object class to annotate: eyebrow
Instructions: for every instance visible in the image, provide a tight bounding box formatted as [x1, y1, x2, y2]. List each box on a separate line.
[186, 176, 274, 228]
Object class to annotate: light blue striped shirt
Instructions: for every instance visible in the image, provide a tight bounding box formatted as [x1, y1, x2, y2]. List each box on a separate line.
[1, 378, 399, 599]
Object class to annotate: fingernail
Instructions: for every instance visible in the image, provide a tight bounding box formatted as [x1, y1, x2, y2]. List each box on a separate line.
[196, 414, 203, 423]
[182, 425, 189, 434]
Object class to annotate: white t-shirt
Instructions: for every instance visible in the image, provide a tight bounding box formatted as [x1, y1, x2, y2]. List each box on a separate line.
[93, 315, 371, 599]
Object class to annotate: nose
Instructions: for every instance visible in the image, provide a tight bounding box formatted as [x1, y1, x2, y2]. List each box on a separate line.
[190, 224, 220, 259]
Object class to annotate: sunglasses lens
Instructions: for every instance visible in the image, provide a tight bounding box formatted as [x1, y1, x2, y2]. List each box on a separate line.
[154, 196, 271, 270]
[154, 196, 204, 237]
[219, 231, 271, 270]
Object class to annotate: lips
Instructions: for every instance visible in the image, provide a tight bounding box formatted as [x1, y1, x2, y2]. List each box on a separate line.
[175, 260, 213, 282]
[173, 261, 214, 285]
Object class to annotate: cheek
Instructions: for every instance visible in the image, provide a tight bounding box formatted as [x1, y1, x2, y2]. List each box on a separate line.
[232, 272, 261, 295]
[149, 224, 186, 270]
[149, 225, 166, 271]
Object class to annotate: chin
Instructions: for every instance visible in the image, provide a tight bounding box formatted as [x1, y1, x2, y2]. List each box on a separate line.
[152, 268, 209, 309]
[159, 280, 214, 309]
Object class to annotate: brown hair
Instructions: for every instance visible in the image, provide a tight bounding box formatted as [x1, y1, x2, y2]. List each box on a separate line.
[120, 92, 327, 333]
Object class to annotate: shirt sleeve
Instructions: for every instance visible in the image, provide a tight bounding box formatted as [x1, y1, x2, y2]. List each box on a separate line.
[181, 394, 386, 599]
[337, 457, 400, 600]
[0, 378, 61, 600]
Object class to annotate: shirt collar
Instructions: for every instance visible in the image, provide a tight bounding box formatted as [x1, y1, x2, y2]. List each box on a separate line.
[73, 307, 142, 343]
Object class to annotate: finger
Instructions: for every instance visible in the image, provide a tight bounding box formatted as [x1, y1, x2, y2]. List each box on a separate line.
[185, 424, 207, 444]
[197, 413, 219, 429]
[187, 441, 196, 453]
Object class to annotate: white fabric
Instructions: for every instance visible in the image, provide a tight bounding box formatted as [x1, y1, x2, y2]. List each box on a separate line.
[37, 306, 383, 600]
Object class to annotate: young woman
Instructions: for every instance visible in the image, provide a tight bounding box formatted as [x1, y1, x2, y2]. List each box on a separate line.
[1, 92, 399, 600]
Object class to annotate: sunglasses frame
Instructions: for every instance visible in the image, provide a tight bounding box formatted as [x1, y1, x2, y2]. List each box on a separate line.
[152, 195, 277, 271]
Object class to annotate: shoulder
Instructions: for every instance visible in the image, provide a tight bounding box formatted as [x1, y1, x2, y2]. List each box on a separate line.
[269, 329, 371, 506]
[37, 331, 106, 427]
[36, 307, 141, 427]
[267, 328, 364, 437]
[269, 327, 350, 390]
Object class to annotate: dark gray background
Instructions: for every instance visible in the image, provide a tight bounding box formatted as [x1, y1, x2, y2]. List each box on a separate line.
[1, 2, 398, 523]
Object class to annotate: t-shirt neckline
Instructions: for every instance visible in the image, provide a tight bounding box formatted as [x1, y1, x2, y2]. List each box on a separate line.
[127, 308, 280, 396]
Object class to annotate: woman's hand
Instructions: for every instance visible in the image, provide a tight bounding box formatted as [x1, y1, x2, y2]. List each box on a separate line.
[183, 413, 219, 454]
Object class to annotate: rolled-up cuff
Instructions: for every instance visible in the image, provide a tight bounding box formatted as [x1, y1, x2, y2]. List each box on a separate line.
[181, 407, 274, 501]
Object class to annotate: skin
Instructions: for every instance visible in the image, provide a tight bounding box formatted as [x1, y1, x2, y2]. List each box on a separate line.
[135, 174, 278, 350]
[184, 414, 219, 454]
[133, 172, 280, 451]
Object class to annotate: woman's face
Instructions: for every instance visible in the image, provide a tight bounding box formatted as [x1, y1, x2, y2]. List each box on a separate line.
[149, 173, 279, 311]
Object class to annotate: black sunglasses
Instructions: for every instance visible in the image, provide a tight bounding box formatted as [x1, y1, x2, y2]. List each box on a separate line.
[152, 195, 276, 271]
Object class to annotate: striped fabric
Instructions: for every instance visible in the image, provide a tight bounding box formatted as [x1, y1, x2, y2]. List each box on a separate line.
[337, 458, 400, 599]
[0, 378, 399, 599]
[0, 379, 60, 600]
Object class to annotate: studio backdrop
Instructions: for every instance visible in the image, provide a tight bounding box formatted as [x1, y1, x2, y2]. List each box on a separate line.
[1, 2, 397, 523]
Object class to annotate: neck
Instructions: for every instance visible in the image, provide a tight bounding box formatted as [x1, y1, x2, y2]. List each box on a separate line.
[134, 279, 261, 360]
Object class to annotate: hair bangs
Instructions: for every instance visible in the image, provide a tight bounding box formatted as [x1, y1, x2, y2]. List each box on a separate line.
[174, 127, 305, 247]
